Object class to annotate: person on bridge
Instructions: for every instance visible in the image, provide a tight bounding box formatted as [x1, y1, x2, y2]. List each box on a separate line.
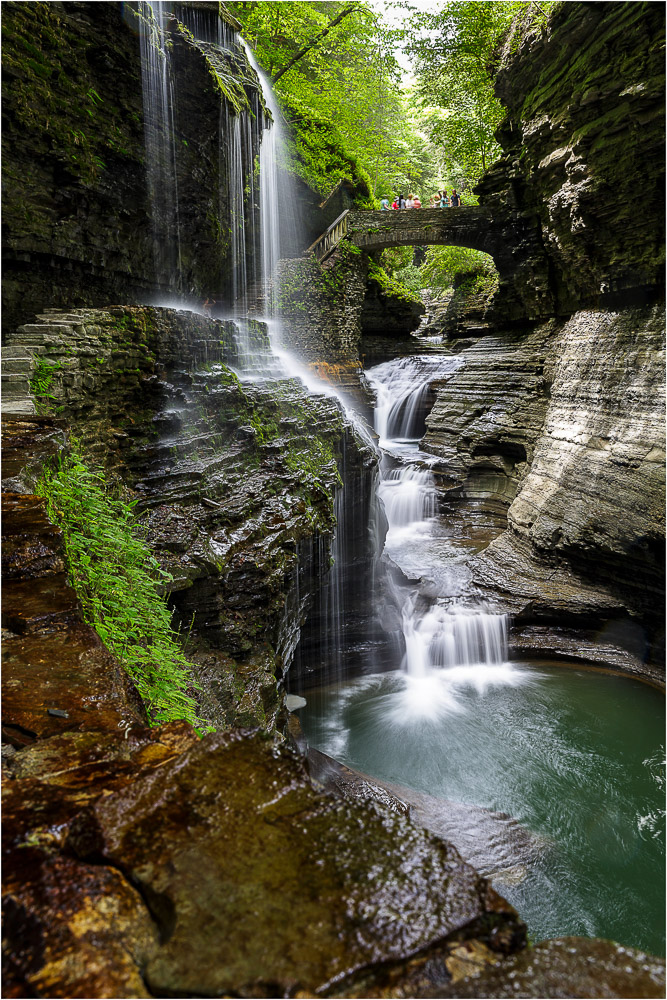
[413, 193, 422, 208]
[391, 197, 400, 210]
[450, 189, 462, 207]
[439, 189, 449, 207]
[380, 196, 390, 210]
[399, 194, 406, 209]
[405, 194, 414, 208]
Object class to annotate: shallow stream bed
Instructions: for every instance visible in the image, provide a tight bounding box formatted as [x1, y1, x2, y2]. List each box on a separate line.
[299, 661, 665, 956]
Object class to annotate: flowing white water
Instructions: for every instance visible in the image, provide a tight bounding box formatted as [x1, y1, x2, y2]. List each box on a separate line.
[240, 39, 301, 307]
[370, 355, 463, 446]
[137, 0, 183, 289]
[367, 355, 512, 708]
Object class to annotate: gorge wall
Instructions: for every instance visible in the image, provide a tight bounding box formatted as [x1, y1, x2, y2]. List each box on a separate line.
[1, 1, 265, 334]
[2, 2, 666, 997]
[421, 0, 665, 672]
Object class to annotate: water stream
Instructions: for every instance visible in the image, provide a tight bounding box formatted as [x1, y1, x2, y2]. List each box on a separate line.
[301, 349, 666, 956]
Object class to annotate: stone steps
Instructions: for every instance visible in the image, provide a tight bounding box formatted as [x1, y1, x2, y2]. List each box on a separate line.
[2, 342, 37, 416]
[2, 358, 35, 376]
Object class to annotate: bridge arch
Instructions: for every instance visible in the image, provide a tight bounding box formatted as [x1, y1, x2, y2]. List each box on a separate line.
[305, 206, 553, 324]
[311, 207, 519, 276]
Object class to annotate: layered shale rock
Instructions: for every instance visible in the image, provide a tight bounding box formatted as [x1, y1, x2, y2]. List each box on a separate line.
[422, 3, 666, 672]
[2, 307, 379, 730]
[480, 1, 665, 313]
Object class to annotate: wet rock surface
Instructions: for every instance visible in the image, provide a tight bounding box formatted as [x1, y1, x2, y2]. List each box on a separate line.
[1, 485, 146, 747]
[418, 937, 667, 999]
[427, 306, 665, 668]
[482, 2, 665, 315]
[69, 729, 523, 997]
[308, 748, 548, 884]
[2, 307, 374, 729]
[1, 471, 528, 998]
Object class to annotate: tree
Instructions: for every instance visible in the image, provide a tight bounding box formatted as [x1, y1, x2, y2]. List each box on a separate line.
[270, 4, 364, 82]
[398, 1, 556, 184]
[227, 1, 427, 199]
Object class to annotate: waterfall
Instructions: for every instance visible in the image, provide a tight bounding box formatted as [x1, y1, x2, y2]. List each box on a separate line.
[402, 603, 508, 677]
[367, 355, 510, 682]
[137, 0, 183, 290]
[240, 40, 301, 308]
[134, 7, 384, 687]
[136, 3, 266, 320]
[378, 466, 438, 533]
[370, 355, 463, 445]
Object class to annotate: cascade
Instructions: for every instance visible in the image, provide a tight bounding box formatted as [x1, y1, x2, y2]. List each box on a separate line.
[371, 355, 463, 445]
[366, 354, 509, 685]
[136, 7, 380, 683]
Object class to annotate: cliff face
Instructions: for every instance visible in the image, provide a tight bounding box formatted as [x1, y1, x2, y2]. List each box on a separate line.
[478, 1, 665, 314]
[1, 2, 264, 334]
[2, 306, 376, 730]
[424, 2, 665, 671]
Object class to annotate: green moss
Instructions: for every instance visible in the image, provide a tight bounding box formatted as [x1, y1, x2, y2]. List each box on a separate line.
[2, 2, 143, 189]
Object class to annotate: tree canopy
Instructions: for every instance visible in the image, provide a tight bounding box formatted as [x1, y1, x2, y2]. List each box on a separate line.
[228, 1, 557, 290]
[227, 1, 431, 200]
[400, 1, 557, 184]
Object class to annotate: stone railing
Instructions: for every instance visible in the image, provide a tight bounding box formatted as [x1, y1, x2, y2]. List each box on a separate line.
[306, 210, 350, 262]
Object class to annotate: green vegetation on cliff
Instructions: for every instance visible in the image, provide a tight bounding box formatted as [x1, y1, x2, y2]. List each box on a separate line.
[37, 446, 213, 734]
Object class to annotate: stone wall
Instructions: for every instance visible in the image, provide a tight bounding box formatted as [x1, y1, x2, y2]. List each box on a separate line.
[277, 249, 370, 366]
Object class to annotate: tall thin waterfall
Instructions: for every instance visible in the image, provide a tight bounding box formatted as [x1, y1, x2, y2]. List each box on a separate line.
[136, 3, 266, 316]
[366, 355, 509, 679]
[137, 1, 183, 290]
[240, 40, 300, 309]
[227, 108, 249, 313]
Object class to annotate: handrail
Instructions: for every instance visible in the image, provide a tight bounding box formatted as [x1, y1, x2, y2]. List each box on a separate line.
[306, 210, 350, 262]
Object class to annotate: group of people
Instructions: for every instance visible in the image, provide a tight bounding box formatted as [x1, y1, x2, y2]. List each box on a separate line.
[380, 189, 462, 210]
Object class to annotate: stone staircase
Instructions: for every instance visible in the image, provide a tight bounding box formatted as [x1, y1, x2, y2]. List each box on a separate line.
[1, 347, 36, 415]
[1, 309, 86, 416]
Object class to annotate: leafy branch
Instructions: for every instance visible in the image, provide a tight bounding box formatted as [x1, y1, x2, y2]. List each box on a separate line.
[271, 4, 364, 82]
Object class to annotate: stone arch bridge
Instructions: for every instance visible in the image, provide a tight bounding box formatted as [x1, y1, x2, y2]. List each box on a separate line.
[307, 207, 553, 323]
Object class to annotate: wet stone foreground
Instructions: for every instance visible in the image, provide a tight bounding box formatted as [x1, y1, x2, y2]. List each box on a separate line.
[1, 418, 664, 999]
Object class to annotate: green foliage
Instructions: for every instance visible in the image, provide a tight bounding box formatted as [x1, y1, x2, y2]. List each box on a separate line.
[368, 258, 421, 301]
[30, 357, 61, 405]
[36, 445, 213, 734]
[228, 1, 429, 198]
[420, 245, 499, 295]
[277, 91, 374, 201]
[402, 1, 558, 186]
